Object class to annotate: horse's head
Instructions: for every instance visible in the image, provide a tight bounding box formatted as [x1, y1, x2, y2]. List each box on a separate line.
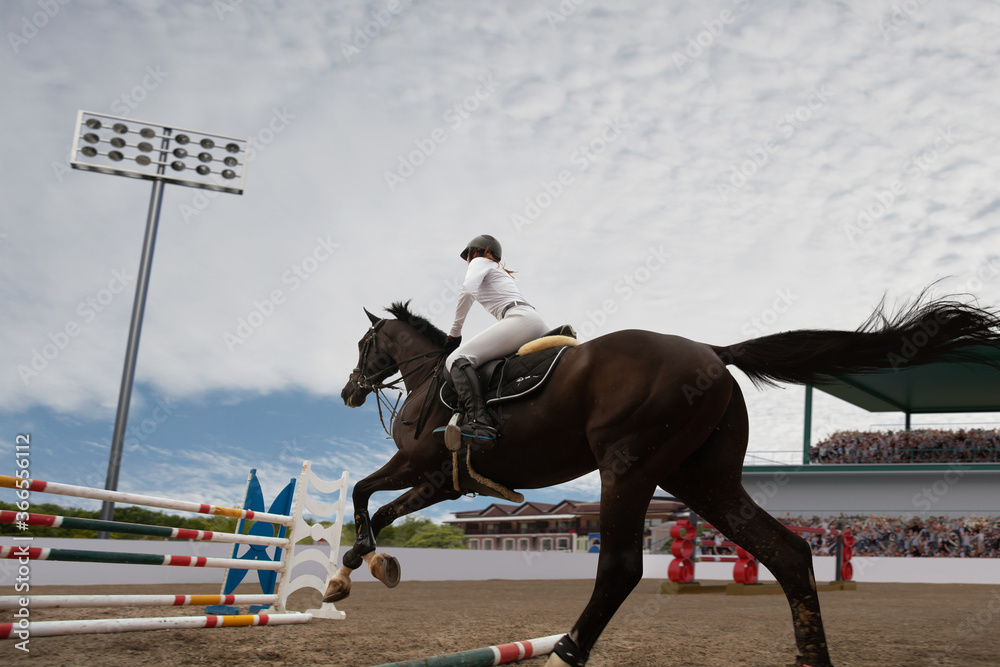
[342, 308, 400, 408]
[342, 301, 449, 408]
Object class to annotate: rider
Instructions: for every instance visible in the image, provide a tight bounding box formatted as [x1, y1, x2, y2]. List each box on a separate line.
[444, 234, 548, 448]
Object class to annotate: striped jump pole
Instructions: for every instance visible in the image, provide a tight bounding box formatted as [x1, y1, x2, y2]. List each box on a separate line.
[0, 594, 277, 610]
[0, 461, 351, 637]
[0, 510, 289, 547]
[0, 474, 292, 526]
[370, 634, 564, 667]
[0, 613, 313, 639]
[1, 546, 285, 570]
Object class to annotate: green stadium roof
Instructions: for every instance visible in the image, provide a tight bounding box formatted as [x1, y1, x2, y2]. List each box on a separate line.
[781, 344, 1000, 465]
[812, 344, 1000, 414]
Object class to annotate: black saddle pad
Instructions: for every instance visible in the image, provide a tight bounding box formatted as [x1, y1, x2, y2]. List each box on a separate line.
[440, 344, 572, 410]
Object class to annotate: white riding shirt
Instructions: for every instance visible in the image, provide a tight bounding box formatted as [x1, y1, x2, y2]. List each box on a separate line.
[449, 257, 526, 337]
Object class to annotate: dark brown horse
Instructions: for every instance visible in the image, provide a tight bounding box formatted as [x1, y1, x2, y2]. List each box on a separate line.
[324, 293, 1000, 666]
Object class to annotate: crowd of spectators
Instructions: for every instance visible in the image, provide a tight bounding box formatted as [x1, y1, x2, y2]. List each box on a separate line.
[809, 428, 1000, 464]
[692, 427, 1000, 559]
[696, 515, 1000, 558]
[787, 514, 1000, 558]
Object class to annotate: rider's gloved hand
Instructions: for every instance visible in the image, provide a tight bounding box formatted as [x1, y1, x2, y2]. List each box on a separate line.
[445, 335, 462, 352]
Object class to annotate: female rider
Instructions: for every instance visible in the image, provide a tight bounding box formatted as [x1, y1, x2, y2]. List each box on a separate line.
[444, 234, 548, 448]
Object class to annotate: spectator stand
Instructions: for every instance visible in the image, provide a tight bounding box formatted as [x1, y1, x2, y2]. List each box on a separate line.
[801, 342, 1000, 465]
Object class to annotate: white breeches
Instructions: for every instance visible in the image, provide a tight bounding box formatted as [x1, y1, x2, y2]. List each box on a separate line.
[446, 306, 548, 371]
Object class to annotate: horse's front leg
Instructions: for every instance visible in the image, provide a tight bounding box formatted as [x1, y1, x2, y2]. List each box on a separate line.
[324, 453, 412, 602]
[546, 467, 655, 667]
[324, 454, 459, 602]
[365, 482, 462, 589]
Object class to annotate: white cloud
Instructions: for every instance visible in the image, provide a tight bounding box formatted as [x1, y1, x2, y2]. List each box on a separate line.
[4, 0, 1000, 466]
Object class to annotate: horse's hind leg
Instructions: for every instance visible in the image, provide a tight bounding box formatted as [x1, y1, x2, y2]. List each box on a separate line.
[661, 383, 833, 667]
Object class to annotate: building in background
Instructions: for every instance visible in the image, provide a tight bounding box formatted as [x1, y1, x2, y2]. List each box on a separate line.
[445, 497, 686, 552]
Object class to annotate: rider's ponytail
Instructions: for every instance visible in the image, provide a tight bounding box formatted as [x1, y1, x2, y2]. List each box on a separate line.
[482, 249, 517, 279]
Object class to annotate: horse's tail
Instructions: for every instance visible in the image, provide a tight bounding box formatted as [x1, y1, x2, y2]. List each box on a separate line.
[711, 288, 1000, 389]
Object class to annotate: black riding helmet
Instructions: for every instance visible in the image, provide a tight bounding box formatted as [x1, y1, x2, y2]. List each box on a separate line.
[460, 234, 502, 261]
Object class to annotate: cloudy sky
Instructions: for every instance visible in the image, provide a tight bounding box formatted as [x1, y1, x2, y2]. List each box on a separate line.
[2, 0, 1000, 525]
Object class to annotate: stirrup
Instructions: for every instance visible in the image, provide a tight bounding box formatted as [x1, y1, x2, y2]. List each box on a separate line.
[461, 422, 497, 453]
[441, 414, 497, 452]
[434, 424, 493, 440]
[461, 422, 497, 440]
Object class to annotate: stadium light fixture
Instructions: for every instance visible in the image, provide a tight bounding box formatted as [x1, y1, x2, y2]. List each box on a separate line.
[70, 110, 248, 535]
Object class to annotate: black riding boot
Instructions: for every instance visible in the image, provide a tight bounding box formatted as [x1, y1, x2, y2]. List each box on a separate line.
[446, 358, 498, 450]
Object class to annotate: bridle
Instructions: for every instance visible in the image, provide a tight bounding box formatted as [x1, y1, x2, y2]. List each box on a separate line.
[353, 319, 396, 393]
[351, 318, 448, 437]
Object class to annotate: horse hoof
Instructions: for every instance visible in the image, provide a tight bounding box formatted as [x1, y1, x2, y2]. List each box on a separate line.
[792, 659, 833, 667]
[323, 576, 351, 603]
[370, 552, 401, 588]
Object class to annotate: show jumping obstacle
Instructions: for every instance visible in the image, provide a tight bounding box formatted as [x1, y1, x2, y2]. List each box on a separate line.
[666, 518, 854, 589]
[0, 511, 288, 546]
[370, 633, 564, 667]
[0, 460, 348, 638]
[205, 467, 297, 615]
[0, 612, 313, 638]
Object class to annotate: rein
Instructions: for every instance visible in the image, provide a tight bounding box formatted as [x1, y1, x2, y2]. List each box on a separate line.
[371, 353, 443, 438]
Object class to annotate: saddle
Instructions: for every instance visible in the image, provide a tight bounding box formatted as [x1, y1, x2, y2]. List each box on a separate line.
[439, 325, 578, 503]
[439, 325, 578, 411]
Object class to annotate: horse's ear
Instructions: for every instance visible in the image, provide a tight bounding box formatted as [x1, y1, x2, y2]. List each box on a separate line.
[364, 308, 380, 325]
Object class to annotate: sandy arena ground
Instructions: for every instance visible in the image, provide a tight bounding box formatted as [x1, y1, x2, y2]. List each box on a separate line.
[4, 579, 998, 666]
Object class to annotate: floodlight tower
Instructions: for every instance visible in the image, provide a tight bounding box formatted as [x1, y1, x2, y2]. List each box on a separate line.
[70, 111, 247, 535]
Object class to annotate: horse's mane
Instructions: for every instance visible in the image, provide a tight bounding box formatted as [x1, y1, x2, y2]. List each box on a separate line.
[386, 300, 448, 349]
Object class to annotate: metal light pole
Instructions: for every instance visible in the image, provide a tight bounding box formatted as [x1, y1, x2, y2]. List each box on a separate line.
[70, 111, 248, 535]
